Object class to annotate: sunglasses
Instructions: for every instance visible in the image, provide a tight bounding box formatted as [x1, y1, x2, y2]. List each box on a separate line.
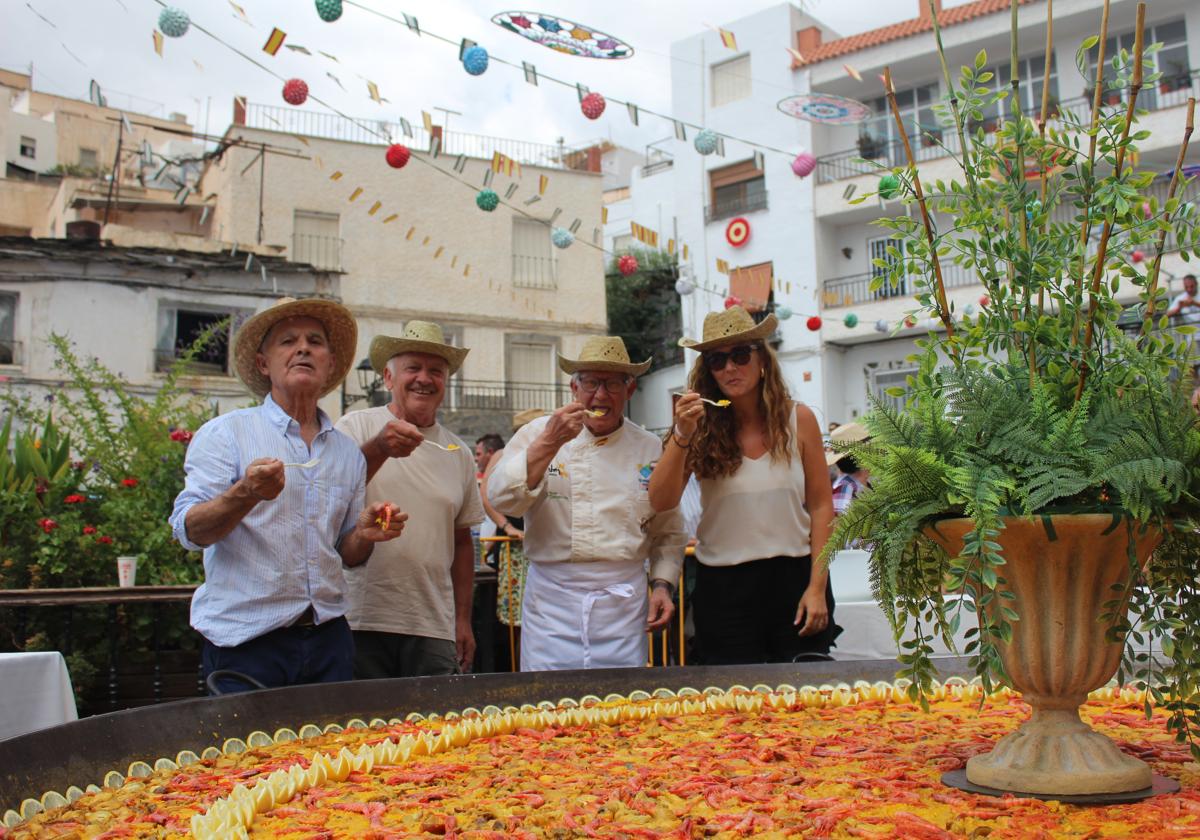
[703, 344, 757, 372]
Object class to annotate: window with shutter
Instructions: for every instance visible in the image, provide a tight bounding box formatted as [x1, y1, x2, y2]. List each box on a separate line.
[711, 55, 751, 107]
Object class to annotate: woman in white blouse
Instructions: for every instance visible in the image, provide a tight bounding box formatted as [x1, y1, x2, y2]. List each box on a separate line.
[648, 306, 839, 664]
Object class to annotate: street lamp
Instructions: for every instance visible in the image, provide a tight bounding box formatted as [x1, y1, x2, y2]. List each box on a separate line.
[342, 358, 382, 412]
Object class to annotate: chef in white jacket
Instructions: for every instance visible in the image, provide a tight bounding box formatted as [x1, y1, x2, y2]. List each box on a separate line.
[488, 336, 686, 671]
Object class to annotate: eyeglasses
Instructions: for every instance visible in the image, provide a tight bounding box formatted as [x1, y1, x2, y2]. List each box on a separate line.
[703, 344, 757, 372]
[576, 376, 629, 394]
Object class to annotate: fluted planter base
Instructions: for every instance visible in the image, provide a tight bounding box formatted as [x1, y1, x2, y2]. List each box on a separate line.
[926, 515, 1163, 798]
[966, 708, 1150, 795]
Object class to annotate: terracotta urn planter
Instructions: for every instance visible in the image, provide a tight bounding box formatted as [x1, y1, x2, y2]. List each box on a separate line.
[925, 514, 1161, 796]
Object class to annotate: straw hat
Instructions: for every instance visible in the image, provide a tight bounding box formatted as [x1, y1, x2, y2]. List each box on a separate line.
[512, 407, 547, 431]
[233, 297, 357, 398]
[826, 421, 869, 466]
[678, 305, 778, 352]
[557, 336, 651, 376]
[369, 320, 469, 375]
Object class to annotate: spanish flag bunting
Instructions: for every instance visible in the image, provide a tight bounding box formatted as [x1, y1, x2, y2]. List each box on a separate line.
[716, 258, 729, 274]
[152, 30, 164, 57]
[668, 239, 676, 255]
[719, 28, 737, 50]
[263, 28, 287, 56]
[422, 111, 433, 133]
[406, 227, 415, 240]
[366, 81, 384, 104]
[383, 214, 398, 224]
[348, 187, 363, 201]
[422, 235, 430, 246]
[329, 171, 343, 181]
[600, 206, 607, 224]
[844, 63, 862, 81]
[683, 244, 689, 261]
[368, 201, 382, 216]
[539, 174, 549, 196]
[464, 265, 471, 277]
[434, 246, 444, 259]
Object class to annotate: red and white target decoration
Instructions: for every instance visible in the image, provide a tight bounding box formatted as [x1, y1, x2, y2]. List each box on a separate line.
[725, 217, 751, 248]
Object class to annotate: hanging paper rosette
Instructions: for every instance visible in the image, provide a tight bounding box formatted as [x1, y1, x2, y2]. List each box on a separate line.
[805, 316, 822, 331]
[551, 227, 574, 249]
[385, 144, 411, 169]
[791, 152, 816, 178]
[476, 189, 500, 212]
[158, 7, 190, 38]
[617, 254, 638, 276]
[878, 174, 900, 200]
[843, 313, 859, 328]
[315, 0, 343, 22]
[581, 92, 606, 120]
[775, 306, 793, 321]
[282, 79, 309, 106]
[462, 45, 490, 76]
[694, 130, 718, 156]
[674, 277, 695, 296]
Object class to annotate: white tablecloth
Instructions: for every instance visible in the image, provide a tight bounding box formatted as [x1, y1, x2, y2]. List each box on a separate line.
[0, 651, 79, 740]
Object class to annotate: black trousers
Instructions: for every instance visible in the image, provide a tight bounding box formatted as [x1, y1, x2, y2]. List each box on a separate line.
[693, 554, 841, 665]
[201, 616, 354, 694]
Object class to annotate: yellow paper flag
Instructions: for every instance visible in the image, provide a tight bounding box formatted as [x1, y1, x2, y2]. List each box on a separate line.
[422, 111, 433, 133]
[366, 80, 383, 104]
[383, 214, 398, 224]
[329, 171, 343, 181]
[434, 246, 444, 259]
[348, 187, 363, 201]
[368, 201, 382, 216]
[406, 227, 415, 240]
[539, 174, 549, 196]
[152, 30, 164, 57]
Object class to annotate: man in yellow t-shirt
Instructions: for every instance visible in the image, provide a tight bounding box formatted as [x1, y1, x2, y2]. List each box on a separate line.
[335, 322, 484, 677]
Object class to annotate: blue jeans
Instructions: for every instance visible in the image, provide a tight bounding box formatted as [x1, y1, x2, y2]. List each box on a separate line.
[201, 616, 354, 694]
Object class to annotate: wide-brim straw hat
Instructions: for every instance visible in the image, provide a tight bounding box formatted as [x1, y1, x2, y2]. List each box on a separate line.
[826, 421, 870, 466]
[512, 407, 547, 431]
[369, 320, 469, 375]
[233, 297, 357, 399]
[679, 305, 778, 352]
[557, 336, 651, 376]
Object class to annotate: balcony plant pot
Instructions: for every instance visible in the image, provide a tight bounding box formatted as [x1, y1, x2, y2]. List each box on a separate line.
[924, 515, 1161, 795]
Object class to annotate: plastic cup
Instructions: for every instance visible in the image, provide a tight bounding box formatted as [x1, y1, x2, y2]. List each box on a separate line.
[117, 555, 138, 588]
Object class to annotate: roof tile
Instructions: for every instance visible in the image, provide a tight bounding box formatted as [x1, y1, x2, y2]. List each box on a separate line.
[796, 0, 1038, 67]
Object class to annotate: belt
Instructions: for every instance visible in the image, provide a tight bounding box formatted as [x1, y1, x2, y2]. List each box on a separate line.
[290, 605, 316, 627]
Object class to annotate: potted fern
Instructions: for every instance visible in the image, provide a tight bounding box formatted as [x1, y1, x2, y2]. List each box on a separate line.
[823, 0, 1200, 798]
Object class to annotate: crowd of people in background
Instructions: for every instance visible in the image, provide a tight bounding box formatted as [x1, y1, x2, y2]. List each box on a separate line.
[172, 299, 879, 693]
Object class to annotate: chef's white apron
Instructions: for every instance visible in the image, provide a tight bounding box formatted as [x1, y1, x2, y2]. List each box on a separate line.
[520, 558, 648, 671]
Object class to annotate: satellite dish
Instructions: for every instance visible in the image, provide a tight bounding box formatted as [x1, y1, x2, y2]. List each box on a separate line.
[88, 80, 106, 108]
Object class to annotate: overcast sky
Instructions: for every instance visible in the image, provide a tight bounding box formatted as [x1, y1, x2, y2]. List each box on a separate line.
[4, 0, 982, 152]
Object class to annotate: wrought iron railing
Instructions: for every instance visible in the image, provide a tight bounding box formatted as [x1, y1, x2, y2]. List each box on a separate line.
[816, 70, 1200, 185]
[446, 379, 571, 413]
[243, 103, 569, 169]
[512, 254, 558, 290]
[291, 233, 343, 271]
[705, 190, 768, 224]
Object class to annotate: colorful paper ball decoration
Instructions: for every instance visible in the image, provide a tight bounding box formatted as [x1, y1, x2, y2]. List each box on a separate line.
[964, 304, 976, 316]
[724, 295, 742, 310]
[385, 144, 411, 169]
[979, 294, 990, 307]
[463, 45, 489, 76]
[694, 129, 719, 156]
[476, 189, 499, 212]
[158, 7, 190, 37]
[282, 79, 309, 106]
[551, 227, 574, 249]
[315, 0, 343, 22]
[874, 319, 889, 333]
[674, 278, 694, 296]
[1143, 201, 1153, 219]
[843, 313, 859, 328]
[617, 254, 638, 276]
[791, 152, 816, 178]
[878, 174, 900, 200]
[581, 92, 607, 120]
[904, 316, 917, 328]
[805, 316, 823, 332]
[775, 306, 793, 321]
[1131, 249, 1145, 263]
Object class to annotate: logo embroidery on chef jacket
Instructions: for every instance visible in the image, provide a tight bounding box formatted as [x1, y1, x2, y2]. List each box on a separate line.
[637, 463, 653, 491]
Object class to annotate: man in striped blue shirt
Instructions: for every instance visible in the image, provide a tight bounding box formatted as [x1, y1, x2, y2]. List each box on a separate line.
[170, 298, 406, 694]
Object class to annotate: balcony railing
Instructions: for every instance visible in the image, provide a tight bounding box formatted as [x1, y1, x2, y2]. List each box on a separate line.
[822, 262, 981, 309]
[0, 339, 23, 366]
[512, 254, 558, 290]
[243, 103, 569, 169]
[445, 379, 571, 413]
[816, 70, 1200, 185]
[291, 233, 343, 271]
[705, 190, 769, 224]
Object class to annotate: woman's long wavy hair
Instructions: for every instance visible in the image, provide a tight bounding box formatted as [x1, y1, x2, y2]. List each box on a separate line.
[685, 339, 794, 480]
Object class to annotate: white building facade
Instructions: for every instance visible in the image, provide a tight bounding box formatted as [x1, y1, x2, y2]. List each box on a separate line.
[628, 0, 1200, 430]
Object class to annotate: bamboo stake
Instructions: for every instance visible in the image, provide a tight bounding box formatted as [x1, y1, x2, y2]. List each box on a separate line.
[1070, 0, 1112, 346]
[927, 0, 1001, 291]
[1007, 0, 1033, 372]
[1142, 98, 1196, 338]
[1075, 3, 1145, 402]
[1036, 0, 1054, 320]
[883, 67, 956, 343]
